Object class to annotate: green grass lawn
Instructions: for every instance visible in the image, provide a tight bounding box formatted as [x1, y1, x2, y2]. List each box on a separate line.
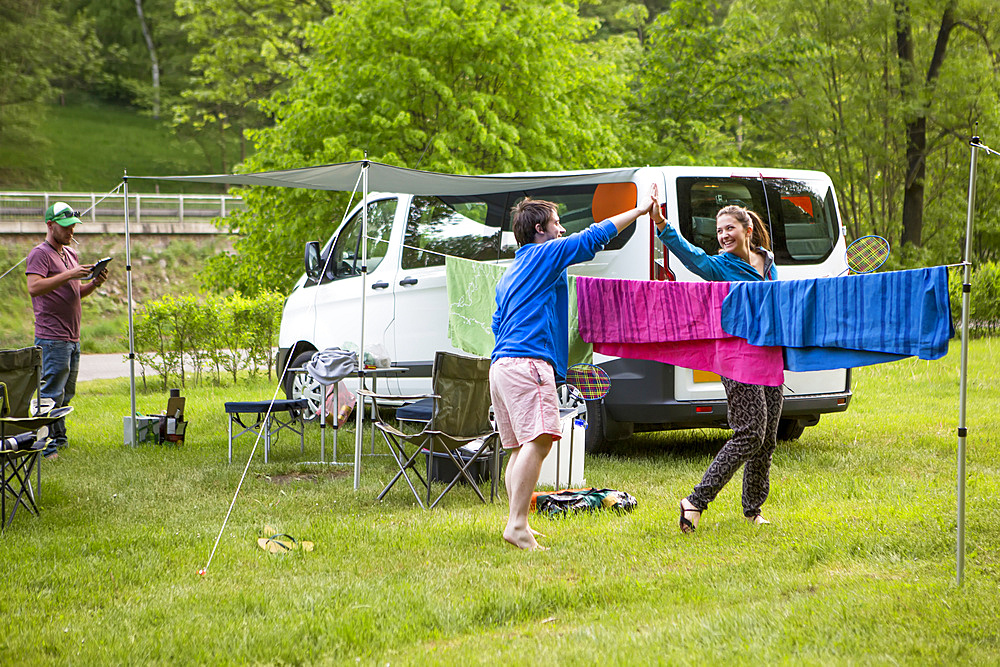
[2, 341, 999, 664]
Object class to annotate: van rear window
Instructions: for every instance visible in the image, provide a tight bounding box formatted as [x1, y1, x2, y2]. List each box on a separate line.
[677, 177, 838, 264]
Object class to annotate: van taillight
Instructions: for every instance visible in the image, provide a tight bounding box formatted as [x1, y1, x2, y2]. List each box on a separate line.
[695, 406, 713, 413]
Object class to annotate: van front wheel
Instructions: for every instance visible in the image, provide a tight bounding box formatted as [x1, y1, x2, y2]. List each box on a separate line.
[284, 350, 322, 422]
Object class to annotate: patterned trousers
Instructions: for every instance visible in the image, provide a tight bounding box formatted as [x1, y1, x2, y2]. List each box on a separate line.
[687, 376, 784, 516]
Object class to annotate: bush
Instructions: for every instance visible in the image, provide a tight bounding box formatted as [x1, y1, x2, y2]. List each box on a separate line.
[948, 261, 1000, 336]
[129, 291, 283, 388]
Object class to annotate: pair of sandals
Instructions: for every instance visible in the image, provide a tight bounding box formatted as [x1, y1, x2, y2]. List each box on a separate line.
[678, 500, 770, 533]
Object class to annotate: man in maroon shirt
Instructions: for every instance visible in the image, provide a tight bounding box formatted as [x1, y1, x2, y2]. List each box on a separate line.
[25, 202, 108, 460]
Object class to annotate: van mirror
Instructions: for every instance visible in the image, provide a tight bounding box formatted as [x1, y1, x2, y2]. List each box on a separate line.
[304, 241, 322, 280]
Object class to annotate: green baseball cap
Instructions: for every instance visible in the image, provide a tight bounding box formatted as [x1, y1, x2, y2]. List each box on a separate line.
[45, 202, 82, 227]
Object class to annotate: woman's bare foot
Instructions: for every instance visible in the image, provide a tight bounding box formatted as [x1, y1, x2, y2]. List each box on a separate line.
[679, 498, 702, 533]
[745, 513, 771, 525]
[529, 526, 547, 538]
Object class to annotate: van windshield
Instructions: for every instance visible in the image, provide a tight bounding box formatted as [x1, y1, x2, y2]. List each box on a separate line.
[676, 177, 838, 264]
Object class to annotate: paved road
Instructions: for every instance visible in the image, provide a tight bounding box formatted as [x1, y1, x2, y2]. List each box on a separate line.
[79, 353, 135, 381]
[79, 353, 228, 382]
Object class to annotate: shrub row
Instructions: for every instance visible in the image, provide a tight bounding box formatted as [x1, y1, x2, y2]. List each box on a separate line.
[129, 292, 284, 389]
[948, 261, 1000, 336]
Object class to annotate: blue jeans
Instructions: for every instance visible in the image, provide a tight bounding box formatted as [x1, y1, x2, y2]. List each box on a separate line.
[36, 338, 81, 456]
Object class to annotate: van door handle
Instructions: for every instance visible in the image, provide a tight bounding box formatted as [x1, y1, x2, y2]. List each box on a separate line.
[371, 281, 389, 290]
[399, 277, 418, 286]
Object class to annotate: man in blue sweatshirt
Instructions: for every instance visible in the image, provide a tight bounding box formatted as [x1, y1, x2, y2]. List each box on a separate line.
[491, 188, 655, 549]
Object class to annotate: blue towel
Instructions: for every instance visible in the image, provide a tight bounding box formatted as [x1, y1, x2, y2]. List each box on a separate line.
[721, 267, 953, 371]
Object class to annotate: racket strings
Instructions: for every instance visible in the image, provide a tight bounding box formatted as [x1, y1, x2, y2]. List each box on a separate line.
[565, 364, 611, 400]
[846, 236, 890, 274]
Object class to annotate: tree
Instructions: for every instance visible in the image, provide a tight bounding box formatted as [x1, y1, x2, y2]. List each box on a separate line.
[134, 0, 161, 118]
[741, 0, 999, 262]
[172, 0, 334, 173]
[203, 0, 631, 296]
[57, 0, 190, 110]
[0, 0, 98, 184]
[628, 0, 806, 166]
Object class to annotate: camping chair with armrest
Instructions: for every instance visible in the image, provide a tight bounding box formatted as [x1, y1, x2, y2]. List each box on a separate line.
[359, 350, 500, 509]
[0, 346, 73, 531]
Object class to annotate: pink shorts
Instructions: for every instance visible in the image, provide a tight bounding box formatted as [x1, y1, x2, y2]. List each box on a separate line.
[489, 357, 562, 449]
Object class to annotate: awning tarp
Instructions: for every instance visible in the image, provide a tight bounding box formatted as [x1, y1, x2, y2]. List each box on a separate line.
[132, 160, 641, 196]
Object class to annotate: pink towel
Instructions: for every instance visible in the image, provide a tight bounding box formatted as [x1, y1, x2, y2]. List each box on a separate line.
[576, 276, 785, 386]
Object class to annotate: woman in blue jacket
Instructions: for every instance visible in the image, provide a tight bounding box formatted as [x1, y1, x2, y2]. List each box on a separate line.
[652, 200, 782, 532]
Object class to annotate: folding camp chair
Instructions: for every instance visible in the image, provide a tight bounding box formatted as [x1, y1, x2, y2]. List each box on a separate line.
[1, 346, 73, 531]
[360, 351, 500, 509]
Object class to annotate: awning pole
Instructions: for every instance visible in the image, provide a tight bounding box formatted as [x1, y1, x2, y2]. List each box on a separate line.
[354, 158, 370, 491]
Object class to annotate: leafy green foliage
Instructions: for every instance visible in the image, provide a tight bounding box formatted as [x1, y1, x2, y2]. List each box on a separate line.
[172, 0, 331, 173]
[202, 0, 632, 296]
[949, 261, 1000, 335]
[740, 0, 1000, 260]
[0, 0, 99, 183]
[627, 0, 807, 166]
[57, 0, 192, 110]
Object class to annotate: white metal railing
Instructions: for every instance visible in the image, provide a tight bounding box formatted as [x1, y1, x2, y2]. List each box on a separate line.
[0, 191, 244, 227]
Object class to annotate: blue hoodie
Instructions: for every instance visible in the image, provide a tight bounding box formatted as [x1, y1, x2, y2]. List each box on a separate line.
[492, 219, 618, 380]
[657, 222, 776, 282]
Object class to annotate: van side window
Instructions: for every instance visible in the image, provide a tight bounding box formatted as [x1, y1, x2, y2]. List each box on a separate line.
[403, 196, 497, 268]
[318, 198, 397, 283]
[766, 180, 838, 262]
[498, 184, 638, 259]
[678, 179, 767, 256]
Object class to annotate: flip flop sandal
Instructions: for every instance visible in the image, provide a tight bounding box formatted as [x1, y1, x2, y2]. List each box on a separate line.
[679, 501, 701, 534]
[256, 525, 315, 553]
[258, 533, 297, 553]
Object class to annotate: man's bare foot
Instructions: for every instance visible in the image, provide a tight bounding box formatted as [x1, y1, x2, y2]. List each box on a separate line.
[503, 527, 548, 550]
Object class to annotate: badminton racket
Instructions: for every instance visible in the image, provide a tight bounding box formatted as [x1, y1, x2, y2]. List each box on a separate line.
[565, 363, 611, 401]
[841, 235, 890, 275]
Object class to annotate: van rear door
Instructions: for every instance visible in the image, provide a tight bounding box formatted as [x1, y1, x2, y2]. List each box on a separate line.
[669, 173, 848, 401]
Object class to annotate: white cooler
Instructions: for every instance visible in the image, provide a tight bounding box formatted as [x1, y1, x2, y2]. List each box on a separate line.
[537, 408, 586, 489]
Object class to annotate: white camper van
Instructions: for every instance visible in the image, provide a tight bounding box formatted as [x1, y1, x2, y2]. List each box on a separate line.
[277, 165, 852, 451]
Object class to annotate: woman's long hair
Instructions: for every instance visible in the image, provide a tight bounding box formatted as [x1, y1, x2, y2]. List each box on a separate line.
[716, 205, 772, 251]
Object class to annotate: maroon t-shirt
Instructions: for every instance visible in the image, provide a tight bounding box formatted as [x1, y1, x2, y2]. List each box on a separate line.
[25, 242, 82, 341]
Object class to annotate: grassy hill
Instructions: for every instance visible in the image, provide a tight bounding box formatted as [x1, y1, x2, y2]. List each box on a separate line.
[0, 235, 228, 354]
[0, 95, 244, 193]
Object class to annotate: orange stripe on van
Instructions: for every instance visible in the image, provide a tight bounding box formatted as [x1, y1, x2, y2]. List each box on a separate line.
[692, 369, 720, 383]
